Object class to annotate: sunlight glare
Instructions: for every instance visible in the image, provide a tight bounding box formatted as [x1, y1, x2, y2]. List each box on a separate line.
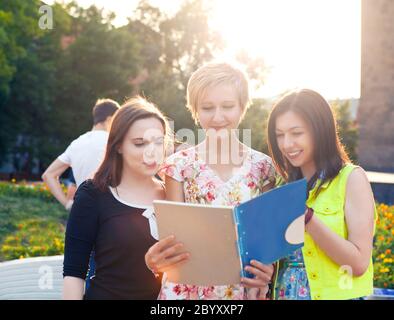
[210, 0, 361, 99]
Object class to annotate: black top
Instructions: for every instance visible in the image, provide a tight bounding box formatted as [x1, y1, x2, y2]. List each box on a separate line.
[63, 180, 161, 300]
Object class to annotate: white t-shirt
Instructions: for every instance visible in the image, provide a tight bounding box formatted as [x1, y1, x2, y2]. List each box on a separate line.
[58, 130, 109, 187]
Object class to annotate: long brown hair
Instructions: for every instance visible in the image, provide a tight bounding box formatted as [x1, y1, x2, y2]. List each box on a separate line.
[267, 89, 350, 192]
[93, 96, 171, 192]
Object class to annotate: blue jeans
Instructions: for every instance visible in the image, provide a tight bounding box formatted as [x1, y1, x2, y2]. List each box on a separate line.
[85, 251, 95, 290]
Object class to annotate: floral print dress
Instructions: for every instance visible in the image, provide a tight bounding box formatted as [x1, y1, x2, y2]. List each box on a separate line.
[157, 146, 276, 300]
[275, 249, 311, 300]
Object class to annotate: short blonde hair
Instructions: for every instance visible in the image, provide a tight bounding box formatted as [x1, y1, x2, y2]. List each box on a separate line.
[186, 62, 251, 124]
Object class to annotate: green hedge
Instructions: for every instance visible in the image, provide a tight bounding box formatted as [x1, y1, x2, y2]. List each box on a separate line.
[1, 218, 65, 260]
[0, 181, 67, 261]
[0, 180, 64, 202]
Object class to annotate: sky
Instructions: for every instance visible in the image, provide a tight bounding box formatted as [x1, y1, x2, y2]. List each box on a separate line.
[46, 0, 361, 100]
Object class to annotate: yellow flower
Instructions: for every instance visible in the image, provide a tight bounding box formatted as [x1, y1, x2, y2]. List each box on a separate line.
[224, 286, 234, 299]
[379, 254, 386, 259]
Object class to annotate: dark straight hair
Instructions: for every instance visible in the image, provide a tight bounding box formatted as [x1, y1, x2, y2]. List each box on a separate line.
[267, 89, 350, 192]
[92, 99, 120, 125]
[93, 96, 171, 192]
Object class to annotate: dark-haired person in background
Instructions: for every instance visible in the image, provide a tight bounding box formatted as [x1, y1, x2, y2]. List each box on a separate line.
[42, 98, 120, 208]
[267, 89, 376, 300]
[63, 96, 170, 299]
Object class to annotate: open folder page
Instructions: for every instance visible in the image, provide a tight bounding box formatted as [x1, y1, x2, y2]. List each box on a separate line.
[153, 179, 307, 286]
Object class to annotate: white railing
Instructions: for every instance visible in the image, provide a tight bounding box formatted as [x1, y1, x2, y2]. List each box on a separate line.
[0, 255, 63, 300]
[366, 171, 394, 184]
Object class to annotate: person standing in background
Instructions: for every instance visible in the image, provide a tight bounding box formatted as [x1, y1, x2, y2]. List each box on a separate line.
[42, 99, 120, 210]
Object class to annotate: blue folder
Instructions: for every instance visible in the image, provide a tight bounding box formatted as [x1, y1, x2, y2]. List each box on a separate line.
[234, 179, 307, 278]
[154, 178, 307, 285]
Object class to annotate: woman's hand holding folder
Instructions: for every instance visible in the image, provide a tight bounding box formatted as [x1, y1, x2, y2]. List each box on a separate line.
[146, 236, 274, 301]
[241, 260, 274, 299]
[241, 260, 274, 287]
[145, 235, 190, 275]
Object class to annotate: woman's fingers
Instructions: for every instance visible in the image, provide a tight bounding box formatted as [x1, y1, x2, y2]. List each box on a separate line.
[158, 242, 185, 260]
[146, 236, 177, 269]
[157, 256, 190, 273]
[241, 276, 268, 288]
[250, 260, 274, 275]
[147, 238, 190, 272]
[245, 266, 271, 282]
[146, 235, 177, 262]
[241, 261, 272, 288]
[245, 266, 271, 284]
[154, 235, 177, 252]
[151, 242, 186, 266]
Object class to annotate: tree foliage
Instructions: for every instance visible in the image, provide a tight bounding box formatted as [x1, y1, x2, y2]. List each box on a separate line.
[0, 0, 269, 175]
[332, 100, 359, 162]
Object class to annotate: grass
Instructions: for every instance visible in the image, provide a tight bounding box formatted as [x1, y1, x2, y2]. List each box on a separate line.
[0, 194, 67, 261]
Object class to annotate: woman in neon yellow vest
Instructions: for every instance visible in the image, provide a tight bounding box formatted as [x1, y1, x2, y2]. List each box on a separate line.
[267, 89, 376, 300]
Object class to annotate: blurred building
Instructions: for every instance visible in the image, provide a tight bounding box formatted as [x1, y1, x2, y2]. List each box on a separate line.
[358, 0, 394, 173]
[358, 0, 394, 203]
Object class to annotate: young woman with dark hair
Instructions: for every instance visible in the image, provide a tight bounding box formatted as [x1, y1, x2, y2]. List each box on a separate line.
[267, 89, 376, 300]
[63, 96, 171, 300]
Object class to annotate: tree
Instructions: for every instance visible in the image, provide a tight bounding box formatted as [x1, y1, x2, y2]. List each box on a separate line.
[1, 2, 142, 171]
[0, 0, 43, 102]
[49, 4, 142, 165]
[332, 100, 359, 162]
[236, 50, 268, 92]
[239, 98, 270, 153]
[126, 0, 225, 134]
[0, 0, 48, 168]
[0, 0, 270, 176]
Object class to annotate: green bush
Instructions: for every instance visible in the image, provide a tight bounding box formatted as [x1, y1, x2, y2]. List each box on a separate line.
[1, 218, 65, 260]
[0, 181, 65, 202]
[373, 203, 394, 288]
[0, 183, 67, 261]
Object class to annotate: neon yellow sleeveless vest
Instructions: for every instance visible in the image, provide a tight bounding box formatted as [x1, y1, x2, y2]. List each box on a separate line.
[302, 164, 376, 300]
